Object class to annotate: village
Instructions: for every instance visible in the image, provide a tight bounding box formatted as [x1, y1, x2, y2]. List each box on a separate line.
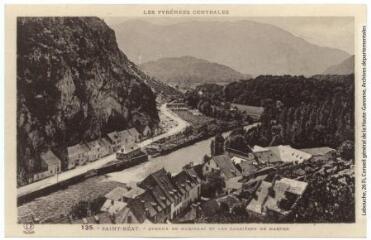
[20, 97, 248, 193]
[19, 100, 189, 189]
[17, 97, 355, 225]
[27, 127, 148, 184]
[62, 131, 353, 224]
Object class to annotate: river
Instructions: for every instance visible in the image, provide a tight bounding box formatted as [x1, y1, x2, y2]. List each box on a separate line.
[18, 131, 230, 223]
[106, 131, 231, 184]
[18, 123, 259, 223]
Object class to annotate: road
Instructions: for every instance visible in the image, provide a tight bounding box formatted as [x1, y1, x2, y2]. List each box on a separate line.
[138, 103, 190, 148]
[17, 103, 190, 198]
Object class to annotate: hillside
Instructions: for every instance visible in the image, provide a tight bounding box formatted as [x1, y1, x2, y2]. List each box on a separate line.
[186, 75, 354, 148]
[323, 55, 354, 75]
[140, 56, 250, 88]
[17, 17, 159, 180]
[112, 20, 350, 76]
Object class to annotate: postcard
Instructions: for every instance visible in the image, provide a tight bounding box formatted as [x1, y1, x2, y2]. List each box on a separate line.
[4, 4, 367, 237]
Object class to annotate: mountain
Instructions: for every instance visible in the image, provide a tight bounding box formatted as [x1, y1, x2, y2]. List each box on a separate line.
[111, 20, 351, 76]
[140, 56, 250, 88]
[17, 17, 159, 180]
[323, 55, 354, 75]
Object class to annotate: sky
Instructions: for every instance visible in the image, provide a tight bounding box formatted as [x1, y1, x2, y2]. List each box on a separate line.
[104, 16, 354, 54]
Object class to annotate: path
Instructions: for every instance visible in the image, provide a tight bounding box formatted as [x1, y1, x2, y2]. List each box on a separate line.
[17, 103, 189, 198]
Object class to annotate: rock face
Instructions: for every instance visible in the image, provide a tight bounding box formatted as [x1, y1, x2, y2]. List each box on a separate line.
[112, 20, 350, 76]
[323, 55, 354, 75]
[140, 56, 250, 88]
[17, 17, 159, 178]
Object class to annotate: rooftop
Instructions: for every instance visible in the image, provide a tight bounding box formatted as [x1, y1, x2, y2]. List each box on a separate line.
[86, 140, 101, 150]
[246, 181, 271, 214]
[40, 150, 61, 166]
[105, 187, 129, 201]
[212, 154, 242, 179]
[300, 147, 336, 156]
[122, 186, 146, 199]
[251, 145, 269, 153]
[266, 145, 312, 163]
[106, 131, 119, 142]
[101, 199, 127, 214]
[246, 177, 308, 216]
[67, 143, 89, 156]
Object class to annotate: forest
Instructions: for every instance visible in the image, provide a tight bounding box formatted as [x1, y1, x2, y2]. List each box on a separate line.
[185, 74, 354, 151]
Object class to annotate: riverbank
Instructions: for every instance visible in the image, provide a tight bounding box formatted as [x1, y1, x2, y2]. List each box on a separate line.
[145, 119, 253, 157]
[17, 103, 189, 199]
[18, 122, 259, 224]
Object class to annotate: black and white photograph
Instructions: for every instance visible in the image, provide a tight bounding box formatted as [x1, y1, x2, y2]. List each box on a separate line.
[3, 4, 367, 238]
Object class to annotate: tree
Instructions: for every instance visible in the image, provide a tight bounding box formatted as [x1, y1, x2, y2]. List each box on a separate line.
[338, 140, 354, 160]
[203, 154, 211, 163]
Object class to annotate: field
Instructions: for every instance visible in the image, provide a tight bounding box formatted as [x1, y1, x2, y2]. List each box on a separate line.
[231, 103, 264, 120]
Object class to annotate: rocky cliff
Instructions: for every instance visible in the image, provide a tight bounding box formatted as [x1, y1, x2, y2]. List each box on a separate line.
[17, 17, 159, 180]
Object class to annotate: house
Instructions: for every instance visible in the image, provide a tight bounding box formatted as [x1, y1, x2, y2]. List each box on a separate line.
[139, 168, 182, 221]
[202, 154, 242, 181]
[240, 175, 267, 200]
[117, 128, 140, 152]
[99, 137, 114, 156]
[115, 205, 142, 223]
[67, 143, 89, 169]
[239, 160, 258, 177]
[300, 147, 336, 159]
[100, 185, 157, 224]
[225, 175, 243, 193]
[230, 153, 259, 177]
[101, 186, 130, 214]
[128, 128, 141, 142]
[33, 150, 62, 182]
[121, 186, 146, 201]
[99, 166, 202, 224]
[130, 187, 169, 223]
[226, 147, 255, 162]
[85, 140, 104, 162]
[266, 145, 312, 164]
[40, 150, 61, 175]
[246, 177, 308, 220]
[203, 155, 243, 194]
[172, 166, 202, 216]
[106, 131, 121, 152]
[215, 195, 242, 213]
[32, 169, 50, 182]
[251, 145, 280, 164]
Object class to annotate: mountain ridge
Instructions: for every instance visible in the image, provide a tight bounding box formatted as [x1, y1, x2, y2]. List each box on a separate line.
[323, 55, 354, 75]
[140, 56, 251, 88]
[112, 19, 350, 76]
